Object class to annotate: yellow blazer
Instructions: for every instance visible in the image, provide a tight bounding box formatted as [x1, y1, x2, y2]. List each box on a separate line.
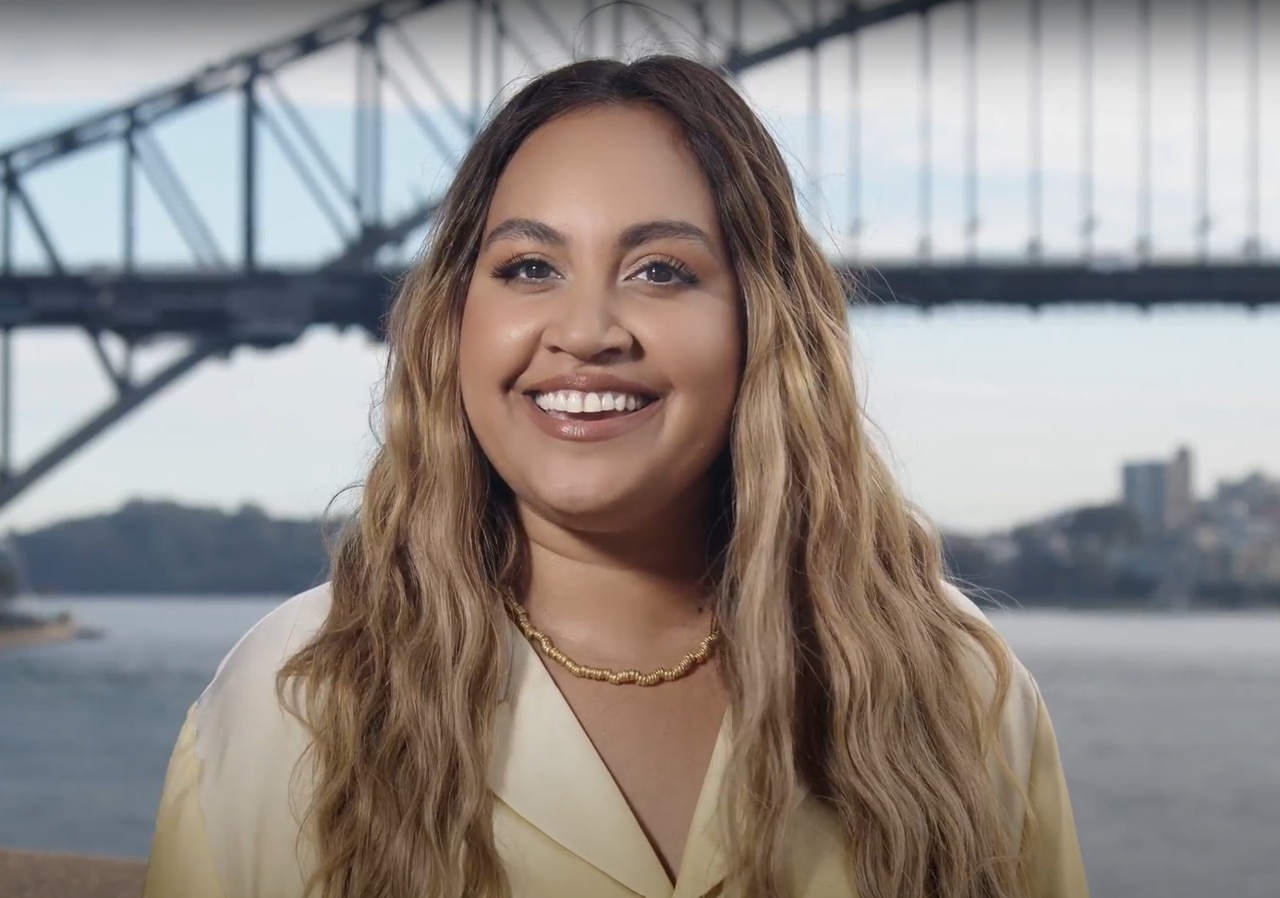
[143, 583, 1089, 898]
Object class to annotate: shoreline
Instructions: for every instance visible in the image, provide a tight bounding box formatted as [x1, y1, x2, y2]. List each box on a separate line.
[0, 849, 146, 898]
[0, 620, 78, 652]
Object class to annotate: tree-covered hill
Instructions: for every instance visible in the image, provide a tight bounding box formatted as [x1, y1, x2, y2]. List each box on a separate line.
[9, 500, 333, 596]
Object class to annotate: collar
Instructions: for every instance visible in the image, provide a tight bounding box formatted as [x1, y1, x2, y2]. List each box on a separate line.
[489, 620, 732, 898]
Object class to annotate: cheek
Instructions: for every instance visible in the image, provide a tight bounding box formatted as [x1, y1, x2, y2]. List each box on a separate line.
[458, 298, 532, 403]
[456, 306, 486, 416]
[667, 312, 742, 425]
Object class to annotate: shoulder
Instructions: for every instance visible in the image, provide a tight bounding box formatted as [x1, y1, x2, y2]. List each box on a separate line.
[187, 583, 333, 897]
[195, 581, 332, 731]
[193, 580, 332, 775]
[939, 579, 1039, 721]
[938, 581, 1045, 834]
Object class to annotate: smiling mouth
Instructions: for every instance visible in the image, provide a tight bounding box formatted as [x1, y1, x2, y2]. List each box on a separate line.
[525, 389, 659, 420]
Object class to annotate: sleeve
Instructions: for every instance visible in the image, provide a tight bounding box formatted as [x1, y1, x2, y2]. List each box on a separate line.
[142, 704, 229, 898]
[1021, 689, 1091, 898]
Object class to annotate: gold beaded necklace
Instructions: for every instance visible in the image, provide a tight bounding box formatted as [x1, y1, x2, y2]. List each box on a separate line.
[502, 597, 721, 687]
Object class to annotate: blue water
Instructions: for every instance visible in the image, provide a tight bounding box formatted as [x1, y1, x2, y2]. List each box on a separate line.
[1, 598, 1277, 898]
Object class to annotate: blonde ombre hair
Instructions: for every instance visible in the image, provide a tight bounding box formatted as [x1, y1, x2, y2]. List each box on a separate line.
[278, 55, 1028, 898]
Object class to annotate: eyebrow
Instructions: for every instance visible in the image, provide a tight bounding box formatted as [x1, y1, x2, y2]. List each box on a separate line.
[479, 217, 716, 254]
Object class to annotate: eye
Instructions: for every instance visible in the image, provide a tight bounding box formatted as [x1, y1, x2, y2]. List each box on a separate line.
[630, 258, 699, 287]
[492, 256, 558, 282]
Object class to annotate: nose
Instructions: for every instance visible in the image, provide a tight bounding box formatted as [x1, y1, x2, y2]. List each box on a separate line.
[541, 283, 635, 362]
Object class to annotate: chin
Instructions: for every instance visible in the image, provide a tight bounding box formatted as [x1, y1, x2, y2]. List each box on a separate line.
[532, 495, 643, 533]
[522, 482, 668, 534]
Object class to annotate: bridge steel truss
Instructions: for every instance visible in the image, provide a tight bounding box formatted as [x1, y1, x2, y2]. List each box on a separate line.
[0, 0, 1276, 512]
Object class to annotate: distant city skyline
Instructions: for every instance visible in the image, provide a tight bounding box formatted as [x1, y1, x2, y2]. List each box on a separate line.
[3, 2, 1279, 533]
[8, 435, 1278, 539]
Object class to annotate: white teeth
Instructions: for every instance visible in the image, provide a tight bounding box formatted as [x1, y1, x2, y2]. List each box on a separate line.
[532, 390, 651, 414]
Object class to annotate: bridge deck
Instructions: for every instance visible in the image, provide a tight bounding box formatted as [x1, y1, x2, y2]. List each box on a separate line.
[2, 262, 1275, 345]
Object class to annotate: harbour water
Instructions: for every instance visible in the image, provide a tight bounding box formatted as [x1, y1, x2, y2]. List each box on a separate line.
[0, 597, 1276, 897]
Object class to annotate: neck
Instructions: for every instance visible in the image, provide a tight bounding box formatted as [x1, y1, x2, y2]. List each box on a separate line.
[516, 502, 715, 651]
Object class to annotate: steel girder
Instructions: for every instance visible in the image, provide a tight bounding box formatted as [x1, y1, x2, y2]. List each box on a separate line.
[0, 0, 957, 512]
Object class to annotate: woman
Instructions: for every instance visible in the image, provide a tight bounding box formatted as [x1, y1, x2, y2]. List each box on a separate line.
[143, 55, 1088, 898]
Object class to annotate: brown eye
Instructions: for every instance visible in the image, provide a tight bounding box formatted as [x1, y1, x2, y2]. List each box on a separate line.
[631, 259, 698, 287]
[493, 257, 558, 282]
[518, 260, 554, 280]
[643, 263, 676, 284]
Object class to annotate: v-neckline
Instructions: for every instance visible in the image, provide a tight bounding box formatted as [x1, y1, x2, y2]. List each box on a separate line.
[488, 619, 732, 898]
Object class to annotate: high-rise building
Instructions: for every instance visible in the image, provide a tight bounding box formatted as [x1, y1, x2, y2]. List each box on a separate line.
[1123, 462, 1169, 538]
[1166, 446, 1195, 529]
[1121, 445, 1196, 537]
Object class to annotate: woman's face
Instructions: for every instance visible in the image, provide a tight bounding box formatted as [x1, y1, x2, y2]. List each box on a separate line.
[459, 103, 741, 534]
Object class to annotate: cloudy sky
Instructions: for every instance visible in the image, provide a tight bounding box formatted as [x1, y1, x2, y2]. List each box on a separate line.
[2, 0, 1278, 535]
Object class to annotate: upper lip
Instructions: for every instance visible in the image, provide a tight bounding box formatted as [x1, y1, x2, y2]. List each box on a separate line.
[523, 373, 661, 398]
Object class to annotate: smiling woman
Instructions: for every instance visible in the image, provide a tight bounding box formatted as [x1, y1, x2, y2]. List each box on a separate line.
[141, 56, 1088, 898]
[461, 104, 740, 530]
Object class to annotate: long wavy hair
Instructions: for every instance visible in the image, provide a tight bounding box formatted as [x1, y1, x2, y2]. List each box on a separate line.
[278, 55, 1027, 898]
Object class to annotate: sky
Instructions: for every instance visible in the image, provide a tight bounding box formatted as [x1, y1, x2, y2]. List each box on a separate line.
[2, 0, 1279, 536]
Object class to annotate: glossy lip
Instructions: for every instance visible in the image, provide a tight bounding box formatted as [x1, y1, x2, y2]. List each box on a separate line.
[522, 372, 662, 400]
[520, 393, 663, 443]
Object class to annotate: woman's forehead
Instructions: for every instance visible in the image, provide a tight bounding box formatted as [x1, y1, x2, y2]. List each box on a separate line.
[484, 105, 720, 239]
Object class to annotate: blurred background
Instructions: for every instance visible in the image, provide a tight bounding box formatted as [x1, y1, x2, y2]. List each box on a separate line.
[0, 1, 1277, 896]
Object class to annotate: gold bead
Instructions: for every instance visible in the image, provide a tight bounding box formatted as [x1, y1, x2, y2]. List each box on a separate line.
[503, 597, 719, 687]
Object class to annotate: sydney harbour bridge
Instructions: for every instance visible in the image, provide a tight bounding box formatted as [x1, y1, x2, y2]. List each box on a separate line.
[0, 0, 1276, 511]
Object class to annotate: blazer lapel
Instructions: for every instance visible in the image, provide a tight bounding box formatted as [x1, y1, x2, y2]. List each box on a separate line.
[489, 622, 674, 898]
[671, 722, 815, 898]
[670, 719, 731, 898]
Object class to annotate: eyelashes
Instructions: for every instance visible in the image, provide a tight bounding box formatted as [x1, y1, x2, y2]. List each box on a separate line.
[633, 256, 701, 287]
[489, 253, 700, 288]
[490, 255, 554, 282]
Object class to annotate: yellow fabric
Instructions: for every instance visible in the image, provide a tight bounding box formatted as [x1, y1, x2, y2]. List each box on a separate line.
[142, 583, 1090, 898]
[1022, 684, 1091, 898]
[142, 705, 227, 898]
